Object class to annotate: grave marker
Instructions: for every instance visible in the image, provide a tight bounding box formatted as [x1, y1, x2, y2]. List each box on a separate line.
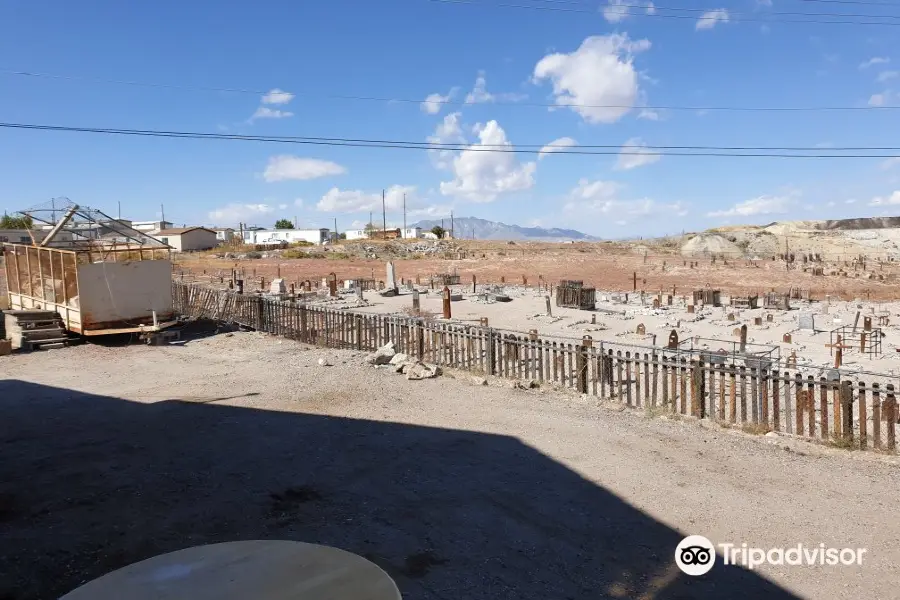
[442, 286, 452, 319]
[798, 312, 815, 331]
[667, 330, 679, 349]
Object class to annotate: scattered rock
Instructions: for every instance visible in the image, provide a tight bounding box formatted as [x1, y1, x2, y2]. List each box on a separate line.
[366, 342, 396, 365]
[406, 362, 441, 380]
[765, 431, 779, 439]
[471, 376, 489, 386]
[389, 353, 410, 366]
[317, 357, 331, 367]
[513, 379, 539, 390]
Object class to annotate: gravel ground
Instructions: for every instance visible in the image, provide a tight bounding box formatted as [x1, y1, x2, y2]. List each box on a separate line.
[1, 332, 898, 599]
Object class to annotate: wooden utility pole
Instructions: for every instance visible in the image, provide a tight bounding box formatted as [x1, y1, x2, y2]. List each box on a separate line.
[403, 193, 407, 237]
[382, 189, 387, 240]
[451, 210, 454, 239]
[333, 217, 337, 242]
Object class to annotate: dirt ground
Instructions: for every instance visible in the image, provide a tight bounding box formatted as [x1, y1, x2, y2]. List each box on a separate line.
[2, 332, 898, 599]
[173, 240, 900, 301]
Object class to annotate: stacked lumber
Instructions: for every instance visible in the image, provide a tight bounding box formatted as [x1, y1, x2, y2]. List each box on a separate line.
[3, 310, 71, 351]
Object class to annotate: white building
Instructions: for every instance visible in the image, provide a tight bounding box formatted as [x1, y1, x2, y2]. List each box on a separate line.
[0, 229, 45, 244]
[241, 228, 330, 245]
[212, 228, 236, 243]
[152, 227, 218, 251]
[132, 220, 174, 232]
[346, 227, 422, 240]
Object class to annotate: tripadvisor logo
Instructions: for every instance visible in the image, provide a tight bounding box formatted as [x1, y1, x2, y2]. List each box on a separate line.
[675, 535, 867, 575]
[675, 535, 716, 576]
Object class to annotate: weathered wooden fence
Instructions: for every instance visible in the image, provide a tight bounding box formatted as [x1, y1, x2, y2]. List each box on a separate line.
[173, 283, 898, 453]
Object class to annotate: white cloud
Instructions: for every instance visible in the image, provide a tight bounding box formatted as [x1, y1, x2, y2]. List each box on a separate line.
[262, 156, 347, 182]
[407, 204, 454, 218]
[440, 120, 536, 202]
[208, 203, 276, 224]
[756, 0, 773, 6]
[860, 57, 890, 70]
[880, 157, 900, 170]
[533, 34, 651, 124]
[877, 71, 899, 83]
[826, 201, 836, 207]
[262, 88, 294, 105]
[564, 178, 686, 222]
[707, 193, 797, 218]
[317, 184, 417, 213]
[638, 108, 661, 120]
[464, 71, 526, 104]
[869, 191, 900, 206]
[602, 0, 656, 23]
[421, 88, 457, 114]
[250, 107, 294, 120]
[539, 137, 578, 158]
[869, 92, 889, 106]
[615, 137, 661, 170]
[294, 198, 304, 207]
[277, 203, 288, 210]
[846, 199, 857, 204]
[696, 9, 729, 30]
[427, 111, 466, 169]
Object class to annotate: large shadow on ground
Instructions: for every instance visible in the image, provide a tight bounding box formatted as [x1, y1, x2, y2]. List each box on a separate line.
[0, 379, 800, 600]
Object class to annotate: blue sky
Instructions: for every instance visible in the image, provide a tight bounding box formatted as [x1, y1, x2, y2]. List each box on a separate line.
[1, 0, 899, 237]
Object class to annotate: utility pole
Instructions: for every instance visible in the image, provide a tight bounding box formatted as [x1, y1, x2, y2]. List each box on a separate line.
[451, 210, 454, 239]
[160, 203, 165, 224]
[403, 193, 407, 238]
[382, 189, 387, 240]
[117, 201, 121, 220]
[334, 217, 338, 242]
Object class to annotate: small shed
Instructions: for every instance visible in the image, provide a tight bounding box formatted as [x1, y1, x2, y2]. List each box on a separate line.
[153, 227, 217, 251]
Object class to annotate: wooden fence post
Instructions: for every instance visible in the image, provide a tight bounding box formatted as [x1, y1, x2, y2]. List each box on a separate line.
[691, 357, 704, 418]
[858, 381, 868, 450]
[841, 380, 854, 444]
[577, 336, 591, 394]
[872, 383, 881, 451]
[885, 384, 896, 452]
[485, 327, 495, 375]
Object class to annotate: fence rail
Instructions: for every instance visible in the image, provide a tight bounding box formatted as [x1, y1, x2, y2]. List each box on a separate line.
[173, 283, 898, 453]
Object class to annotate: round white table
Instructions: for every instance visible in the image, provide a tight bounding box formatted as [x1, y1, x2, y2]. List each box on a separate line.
[60, 540, 401, 600]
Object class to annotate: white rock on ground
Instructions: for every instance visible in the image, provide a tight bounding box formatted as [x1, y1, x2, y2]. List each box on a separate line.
[365, 342, 395, 365]
[388, 353, 409, 366]
[406, 362, 441, 380]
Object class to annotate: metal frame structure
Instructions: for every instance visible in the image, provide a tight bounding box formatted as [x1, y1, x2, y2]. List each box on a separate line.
[3, 199, 176, 336]
[829, 326, 883, 357]
[677, 336, 781, 369]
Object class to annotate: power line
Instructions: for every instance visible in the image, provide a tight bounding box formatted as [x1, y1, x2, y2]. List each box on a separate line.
[3, 121, 900, 158]
[428, 0, 900, 25]
[532, 0, 900, 20]
[798, 0, 900, 6]
[2, 68, 898, 113]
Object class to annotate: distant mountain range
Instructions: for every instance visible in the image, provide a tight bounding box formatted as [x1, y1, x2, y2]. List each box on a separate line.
[412, 217, 596, 241]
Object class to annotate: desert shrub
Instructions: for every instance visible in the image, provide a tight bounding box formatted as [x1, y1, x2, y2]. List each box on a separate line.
[245, 251, 262, 259]
[281, 249, 307, 259]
